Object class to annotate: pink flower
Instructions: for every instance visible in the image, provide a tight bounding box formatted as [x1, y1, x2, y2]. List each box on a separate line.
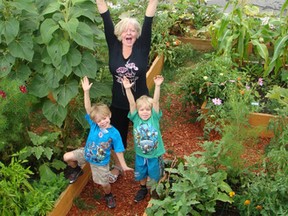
[245, 85, 251, 90]
[19, 85, 27, 93]
[0, 90, 6, 98]
[212, 98, 222, 105]
[258, 78, 263, 86]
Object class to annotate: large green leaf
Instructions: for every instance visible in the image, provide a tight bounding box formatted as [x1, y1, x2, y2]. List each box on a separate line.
[3, 18, 19, 44]
[43, 147, 53, 160]
[9, 64, 32, 82]
[12, 0, 39, 14]
[66, 47, 82, 67]
[54, 80, 79, 107]
[0, 54, 15, 78]
[74, 51, 97, 77]
[32, 146, 44, 160]
[40, 18, 59, 44]
[28, 75, 50, 98]
[41, 1, 61, 16]
[90, 81, 112, 99]
[59, 18, 79, 37]
[39, 163, 57, 183]
[42, 100, 67, 127]
[47, 38, 70, 67]
[8, 34, 34, 61]
[265, 35, 288, 76]
[70, 1, 98, 22]
[43, 69, 63, 89]
[71, 22, 94, 49]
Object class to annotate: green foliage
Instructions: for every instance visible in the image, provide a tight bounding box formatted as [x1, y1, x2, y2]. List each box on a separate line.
[234, 146, 288, 215]
[0, 0, 109, 129]
[177, 55, 236, 107]
[0, 77, 38, 162]
[146, 154, 233, 215]
[18, 131, 67, 176]
[0, 157, 34, 216]
[168, 0, 221, 36]
[209, 0, 288, 77]
[0, 153, 68, 216]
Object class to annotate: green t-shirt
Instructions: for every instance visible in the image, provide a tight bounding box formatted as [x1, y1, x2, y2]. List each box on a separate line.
[128, 108, 165, 158]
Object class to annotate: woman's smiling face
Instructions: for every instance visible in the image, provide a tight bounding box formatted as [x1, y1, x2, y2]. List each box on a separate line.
[121, 24, 138, 47]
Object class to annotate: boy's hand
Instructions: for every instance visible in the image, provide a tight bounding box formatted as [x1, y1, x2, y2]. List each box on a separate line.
[154, 75, 164, 86]
[122, 166, 134, 175]
[81, 76, 93, 91]
[122, 76, 134, 89]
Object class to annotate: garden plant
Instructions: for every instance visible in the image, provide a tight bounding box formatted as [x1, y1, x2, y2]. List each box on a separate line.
[1, 0, 288, 215]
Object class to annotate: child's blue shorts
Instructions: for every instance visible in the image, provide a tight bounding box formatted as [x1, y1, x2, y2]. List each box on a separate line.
[134, 154, 163, 182]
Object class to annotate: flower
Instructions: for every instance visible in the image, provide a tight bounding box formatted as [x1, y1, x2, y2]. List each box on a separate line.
[203, 76, 208, 80]
[212, 98, 222, 105]
[19, 85, 27, 93]
[244, 200, 251, 205]
[258, 78, 264, 86]
[256, 205, 262, 210]
[229, 191, 235, 198]
[0, 90, 6, 98]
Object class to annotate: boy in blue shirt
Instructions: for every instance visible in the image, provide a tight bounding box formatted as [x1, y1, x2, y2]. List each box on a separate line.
[63, 76, 133, 208]
[122, 75, 165, 202]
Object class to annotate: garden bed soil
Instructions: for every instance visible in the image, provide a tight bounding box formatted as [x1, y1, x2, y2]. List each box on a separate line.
[66, 85, 270, 216]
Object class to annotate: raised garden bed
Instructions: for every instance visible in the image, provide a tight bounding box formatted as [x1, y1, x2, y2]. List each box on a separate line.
[177, 37, 214, 51]
[200, 101, 278, 138]
[48, 163, 91, 216]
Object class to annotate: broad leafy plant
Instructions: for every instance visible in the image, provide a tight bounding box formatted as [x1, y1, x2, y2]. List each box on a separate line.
[146, 154, 233, 215]
[0, 0, 112, 146]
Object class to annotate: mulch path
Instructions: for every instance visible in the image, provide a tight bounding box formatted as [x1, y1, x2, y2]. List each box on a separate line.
[67, 84, 270, 216]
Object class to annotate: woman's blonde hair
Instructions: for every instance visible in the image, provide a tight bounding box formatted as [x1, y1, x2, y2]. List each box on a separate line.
[114, 17, 142, 41]
[89, 103, 111, 120]
[136, 95, 153, 110]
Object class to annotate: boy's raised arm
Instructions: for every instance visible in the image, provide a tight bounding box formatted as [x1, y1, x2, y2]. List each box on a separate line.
[81, 76, 93, 114]
[153, 75, 164, 113]
[122, 77, 136, 114]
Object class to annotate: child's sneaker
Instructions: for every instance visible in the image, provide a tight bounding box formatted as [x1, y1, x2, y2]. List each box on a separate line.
[134, 187, 148, 202]
[64, 166, 83, 184]
[105, 193, 116, 208]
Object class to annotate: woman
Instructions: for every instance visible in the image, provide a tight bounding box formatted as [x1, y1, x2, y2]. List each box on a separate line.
[95, 0, 159, 183]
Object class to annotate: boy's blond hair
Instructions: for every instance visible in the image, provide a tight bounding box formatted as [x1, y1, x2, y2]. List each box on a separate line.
[89, 103, 111, 120]
[114, 17, 142, 41]
[136, 95, 153, 110]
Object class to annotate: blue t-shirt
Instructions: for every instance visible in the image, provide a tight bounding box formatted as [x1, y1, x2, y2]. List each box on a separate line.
[128, 109, 165, 158]
[84, 114, 124, 166]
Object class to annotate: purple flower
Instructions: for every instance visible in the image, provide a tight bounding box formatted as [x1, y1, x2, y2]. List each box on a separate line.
[258, 78, 263, 86]
[245, 85, 251, 90]
[212, 98, 222, 105]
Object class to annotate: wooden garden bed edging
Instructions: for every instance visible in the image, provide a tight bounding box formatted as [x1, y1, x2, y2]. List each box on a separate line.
[146, 55, 164, 90]
[200, 101, 279, 138]
[177, 37, 214, 51]
[48, 163, 91, 216]
[48, 55, 164, 216]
